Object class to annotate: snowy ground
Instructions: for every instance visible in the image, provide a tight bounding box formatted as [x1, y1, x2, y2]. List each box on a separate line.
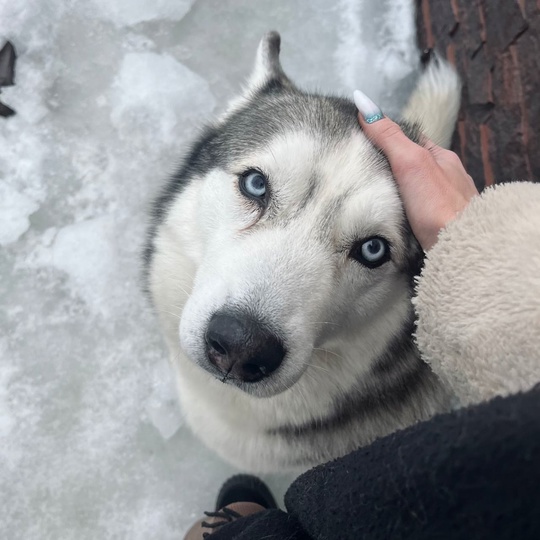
[1, 0, 421, 537]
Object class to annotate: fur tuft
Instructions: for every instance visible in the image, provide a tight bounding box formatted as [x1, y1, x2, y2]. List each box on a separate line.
[402, 54, 461, 148]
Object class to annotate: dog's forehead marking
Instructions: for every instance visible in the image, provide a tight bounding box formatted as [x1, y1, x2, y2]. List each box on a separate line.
[297, 173, 319, 211]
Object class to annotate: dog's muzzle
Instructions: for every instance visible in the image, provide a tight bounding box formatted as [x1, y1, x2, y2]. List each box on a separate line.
[204, 311, 286, 383]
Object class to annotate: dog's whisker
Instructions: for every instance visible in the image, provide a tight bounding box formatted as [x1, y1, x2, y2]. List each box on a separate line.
[313, 347, 346, 361]
[304, 371, 341, 394]
[174, 284, 193, 297]
[303, 361, 331, 373]
[221, 370, 231, 384]
[158, 309, 182, 320]
[152, 277, 193, 298]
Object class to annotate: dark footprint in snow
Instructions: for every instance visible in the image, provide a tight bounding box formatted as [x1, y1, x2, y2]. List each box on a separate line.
[0, 40, 17, 117]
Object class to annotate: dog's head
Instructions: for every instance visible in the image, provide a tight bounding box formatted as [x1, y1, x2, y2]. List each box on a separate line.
[158, 32, 422, 397]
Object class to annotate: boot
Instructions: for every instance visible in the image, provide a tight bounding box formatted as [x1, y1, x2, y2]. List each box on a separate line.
[184, 474, 277, 539]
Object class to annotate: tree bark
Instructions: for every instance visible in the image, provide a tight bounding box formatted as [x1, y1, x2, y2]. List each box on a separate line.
[416, 0, 539, 190]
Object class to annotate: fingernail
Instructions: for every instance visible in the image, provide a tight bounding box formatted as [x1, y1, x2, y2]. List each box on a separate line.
[353, 90, 384, 124]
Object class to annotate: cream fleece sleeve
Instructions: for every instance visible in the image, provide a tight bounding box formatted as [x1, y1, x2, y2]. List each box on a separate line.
[413, 182, 540, 407]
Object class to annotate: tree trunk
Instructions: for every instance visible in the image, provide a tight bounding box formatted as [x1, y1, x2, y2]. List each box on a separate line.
[416, 0, 540, 190]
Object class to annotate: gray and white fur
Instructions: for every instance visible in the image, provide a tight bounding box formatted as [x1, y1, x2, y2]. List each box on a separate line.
[144, 32, 461, 473]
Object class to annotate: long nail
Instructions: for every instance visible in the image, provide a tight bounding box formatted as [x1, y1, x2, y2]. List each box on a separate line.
[353, 90, 384, 124]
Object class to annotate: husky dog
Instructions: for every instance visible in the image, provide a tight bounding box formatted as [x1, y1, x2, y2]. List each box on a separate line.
[144, 32, 461, 472]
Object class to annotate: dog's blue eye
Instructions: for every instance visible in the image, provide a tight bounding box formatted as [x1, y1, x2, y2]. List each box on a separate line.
[362, 239, 385, 261]
[241, 170, 267, 200]
[350, 237, 390, 268]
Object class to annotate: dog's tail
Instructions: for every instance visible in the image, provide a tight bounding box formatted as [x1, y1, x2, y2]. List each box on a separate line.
[401, 52, 461, 149]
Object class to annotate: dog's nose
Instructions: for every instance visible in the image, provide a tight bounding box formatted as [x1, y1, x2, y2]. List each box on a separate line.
[205, 312, 285, 382]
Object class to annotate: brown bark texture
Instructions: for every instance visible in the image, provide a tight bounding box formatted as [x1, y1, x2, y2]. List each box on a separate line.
[416, 0, 540, 190]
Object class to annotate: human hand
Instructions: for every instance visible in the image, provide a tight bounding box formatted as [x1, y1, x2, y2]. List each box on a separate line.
[353, 90, 479, 251]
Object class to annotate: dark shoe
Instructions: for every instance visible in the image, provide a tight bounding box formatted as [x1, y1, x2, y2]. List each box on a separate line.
[215, 474, 277, 510]
[184, 475, 276, 539]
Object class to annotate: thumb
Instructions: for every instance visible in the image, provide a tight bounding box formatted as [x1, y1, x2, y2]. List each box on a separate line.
[353, 90, 423, 165]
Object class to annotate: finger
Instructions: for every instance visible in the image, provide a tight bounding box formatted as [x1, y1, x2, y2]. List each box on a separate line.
[418, 133, 437, 152]
[410, 132, 449, 162]
[425, 140, 459, 162]
[353, 89, 428, 166]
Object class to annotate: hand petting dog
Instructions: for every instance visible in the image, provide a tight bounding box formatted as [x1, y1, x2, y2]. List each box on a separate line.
[354, 90, 479, 251]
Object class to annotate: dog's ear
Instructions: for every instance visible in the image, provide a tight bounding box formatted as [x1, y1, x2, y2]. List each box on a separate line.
[219, 32, 293, 120]
[246, 31, 293, 92]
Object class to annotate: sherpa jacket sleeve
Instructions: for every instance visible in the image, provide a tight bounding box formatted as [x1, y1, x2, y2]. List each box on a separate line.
[413, 181, 540, 407]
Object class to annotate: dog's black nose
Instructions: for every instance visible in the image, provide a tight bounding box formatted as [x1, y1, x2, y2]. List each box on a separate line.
[205, 312, 285, 382]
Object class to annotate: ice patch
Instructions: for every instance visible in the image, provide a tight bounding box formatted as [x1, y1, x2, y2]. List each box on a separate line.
[89, 0, 195, 28]
[145, 398, 184, 440]
[109, 52, 216, 142]
[0, 342, 16, 438]
[51, 216, 118, 311]
[0, 181, 40, 246]
[334, 0, 366, 93]
[144, 358, 184, 440]
[334, 0, 418, 109]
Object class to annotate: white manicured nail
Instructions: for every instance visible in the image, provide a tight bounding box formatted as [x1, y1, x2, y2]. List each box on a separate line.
[353, 90, 384, 124]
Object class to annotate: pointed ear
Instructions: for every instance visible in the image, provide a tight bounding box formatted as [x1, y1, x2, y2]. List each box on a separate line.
[218, 32, 293, 121]
[246, 31, 293, 91]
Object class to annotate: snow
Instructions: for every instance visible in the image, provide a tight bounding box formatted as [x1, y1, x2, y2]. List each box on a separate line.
[89, 0, 196, 28]
[110, 51, 215, 140]
[0, 181, 40, 245]
[0, 0, 421, 537]
[335, 0, 419, 113]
